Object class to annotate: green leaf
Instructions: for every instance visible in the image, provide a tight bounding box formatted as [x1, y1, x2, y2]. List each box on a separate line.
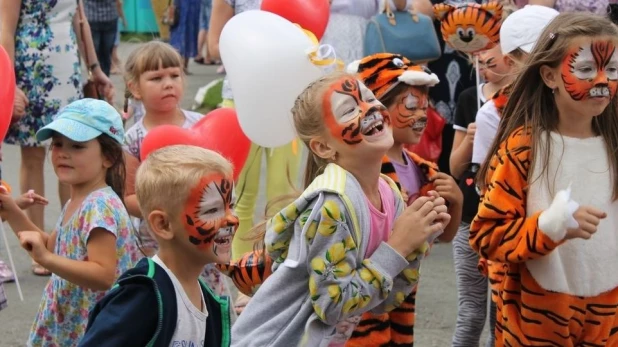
[324, 206, 335, 220]
[311, 294, 321, 301]
[314, 269, 323, 275]
[325, 251, 331, 263]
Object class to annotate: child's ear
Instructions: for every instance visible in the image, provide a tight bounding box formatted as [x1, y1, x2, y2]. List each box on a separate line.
[539, 64, 559, 90]
[148, 210, 174, 241]
[128, 80, 141, 100]
[309, 137, 337, 161]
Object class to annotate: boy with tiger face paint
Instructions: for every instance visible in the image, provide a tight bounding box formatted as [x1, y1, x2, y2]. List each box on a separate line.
[345, 53, 464, 347]
[183, 174, 238, 262]
[81, 145, 235, 346]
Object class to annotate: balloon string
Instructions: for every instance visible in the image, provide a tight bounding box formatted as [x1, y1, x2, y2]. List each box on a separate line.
[296, 25, 344, 71]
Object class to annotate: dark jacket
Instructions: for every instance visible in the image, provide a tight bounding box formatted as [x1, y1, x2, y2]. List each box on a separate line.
[79, 258, 231, 347]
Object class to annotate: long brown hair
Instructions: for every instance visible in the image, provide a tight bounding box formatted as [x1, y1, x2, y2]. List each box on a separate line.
[97, 134, 127, 202]
[477, 12, 618, 199]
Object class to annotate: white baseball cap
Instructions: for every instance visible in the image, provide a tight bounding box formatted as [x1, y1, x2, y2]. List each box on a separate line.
[500, 5, 559, 54]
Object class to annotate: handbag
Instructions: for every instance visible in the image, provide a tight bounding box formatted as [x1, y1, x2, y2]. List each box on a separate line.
[406, 106, 445, 162]
[364, 0, 441, 64]
[76, 2, 100, 99]
[162, 0, 179, 29]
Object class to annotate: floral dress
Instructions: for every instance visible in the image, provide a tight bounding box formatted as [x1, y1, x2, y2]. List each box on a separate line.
[27, 187, 141, 347]
[5, 0, 82, 147]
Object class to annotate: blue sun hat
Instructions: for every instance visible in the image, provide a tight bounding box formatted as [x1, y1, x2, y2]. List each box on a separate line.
[36, 98, 124, 144]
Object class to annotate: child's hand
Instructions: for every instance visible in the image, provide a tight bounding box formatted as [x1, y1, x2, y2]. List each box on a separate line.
[0, 185, 22, 219]
[431, 172, 463, 207]
[18, 231, 51, 265]
[565, 206, 606, 240]
[388, 192, 444, 257]
[15, 190, 49, 210]
[426, 190, 451, 228]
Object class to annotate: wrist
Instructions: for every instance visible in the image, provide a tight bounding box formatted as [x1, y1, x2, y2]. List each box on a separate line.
[88, 62, 100, 73]
[37, 250, 54, 268]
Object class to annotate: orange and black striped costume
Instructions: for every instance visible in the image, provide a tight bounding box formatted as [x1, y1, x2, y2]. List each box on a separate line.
[346, 151, 437, 347]
[476, 84, 511, 306]
[470, 126, 618, 346]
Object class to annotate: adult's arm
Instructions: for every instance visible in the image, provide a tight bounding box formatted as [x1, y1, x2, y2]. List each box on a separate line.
[0, 0, 22, 63]
[207, 0, 235, 61]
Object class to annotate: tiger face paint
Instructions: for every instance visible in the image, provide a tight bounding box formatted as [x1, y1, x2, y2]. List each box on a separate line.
[322, 77, 391, 145]
[561, 40, 618, 101]
[182, 174, 238, 258]
[393, 87, 429, 131]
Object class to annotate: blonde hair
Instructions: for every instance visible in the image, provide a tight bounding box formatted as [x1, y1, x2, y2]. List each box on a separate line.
[135, 145, 233, 219]
[123, 41, 184, 108]
[477, 12, 618, 199]
[292, 71, 355, 188]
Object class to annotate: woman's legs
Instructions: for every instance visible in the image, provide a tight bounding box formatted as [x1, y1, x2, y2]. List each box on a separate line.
[452, 223, 489, 347]
[20, 146, 49, 276]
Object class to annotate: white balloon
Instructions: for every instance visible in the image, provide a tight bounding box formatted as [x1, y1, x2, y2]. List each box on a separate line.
[219, 10, 325, 148]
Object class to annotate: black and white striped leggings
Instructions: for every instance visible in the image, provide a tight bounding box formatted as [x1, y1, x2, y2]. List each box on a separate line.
[452, 222, 496, 347]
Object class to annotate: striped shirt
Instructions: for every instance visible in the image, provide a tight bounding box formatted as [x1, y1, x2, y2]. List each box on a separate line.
[84, 0, 118, 23]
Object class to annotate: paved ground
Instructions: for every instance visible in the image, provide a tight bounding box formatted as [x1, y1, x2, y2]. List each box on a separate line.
[0, 42, 490, 346]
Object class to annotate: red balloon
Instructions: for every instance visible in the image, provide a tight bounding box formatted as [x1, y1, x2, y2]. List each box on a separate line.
[193, 108, 251, 181]
[140, 125, 202, 161]
[261, 0, 330, 41]
[139, 109, 251, 181]
[0, 46, 16, 142]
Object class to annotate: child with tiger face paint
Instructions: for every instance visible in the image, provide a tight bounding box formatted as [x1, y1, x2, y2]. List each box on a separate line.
[230, 72, 451, 347]
[344, 53, 463, 347]
[81, 145, 235, 346]
[471, 12, 618, 346]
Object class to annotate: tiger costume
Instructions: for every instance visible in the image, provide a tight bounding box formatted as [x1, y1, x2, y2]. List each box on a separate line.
[346, 152, 438, 347]
[470, 126, 618, 346]
[476, 84, 512, 306]
[433, 1, 503, 53]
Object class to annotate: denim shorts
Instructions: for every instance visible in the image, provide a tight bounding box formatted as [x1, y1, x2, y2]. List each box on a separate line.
[199, 0, 212, 30]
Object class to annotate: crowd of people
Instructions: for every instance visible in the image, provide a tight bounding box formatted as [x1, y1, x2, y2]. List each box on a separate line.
[1, 0, 618, 346]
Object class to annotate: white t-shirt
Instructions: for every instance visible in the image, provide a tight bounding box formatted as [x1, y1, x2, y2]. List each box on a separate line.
[471, 99, 501, 164]
[152, 255, 208, 347]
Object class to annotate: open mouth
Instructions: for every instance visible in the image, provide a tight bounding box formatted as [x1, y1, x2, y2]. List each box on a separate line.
[360, 111, 386, 136]
[214, 235, 232, 246]
[411, 118, 427, 131]
[214, 227, 234, 247]
[590, 86, 610, 98]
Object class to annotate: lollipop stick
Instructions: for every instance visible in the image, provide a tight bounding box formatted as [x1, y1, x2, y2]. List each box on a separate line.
[0, 222, 24, 301]
[475, 55, 482, 110]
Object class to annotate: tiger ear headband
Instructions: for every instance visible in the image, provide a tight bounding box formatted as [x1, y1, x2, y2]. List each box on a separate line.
[347, 53, 440, 100]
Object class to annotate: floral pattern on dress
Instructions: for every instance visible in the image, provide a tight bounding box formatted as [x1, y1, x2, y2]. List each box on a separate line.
[6, 0, 82, 147]
[27, 187, 141, 347]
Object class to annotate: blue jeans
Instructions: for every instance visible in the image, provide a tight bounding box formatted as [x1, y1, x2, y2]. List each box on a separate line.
[89, 20, 117, 76]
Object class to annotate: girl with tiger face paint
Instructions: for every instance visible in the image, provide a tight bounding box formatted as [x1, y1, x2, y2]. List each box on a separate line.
[322, 76, 392, 147]
[561, 39, 618, 102]
[182, 174, 238, 264]
[344, 54, 462, 347]
[471, 13, 618, 347]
